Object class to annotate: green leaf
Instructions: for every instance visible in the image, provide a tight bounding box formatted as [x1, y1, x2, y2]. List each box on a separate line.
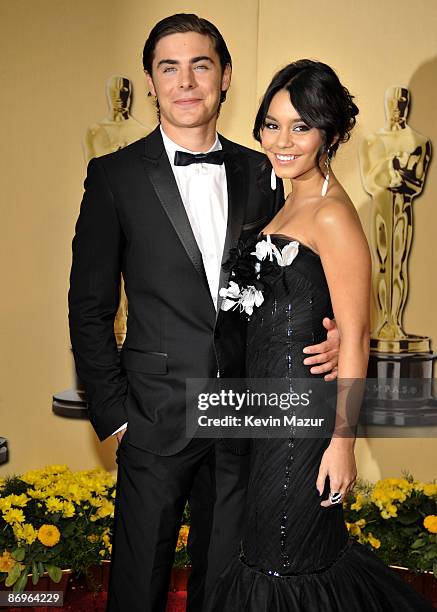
[37, 561, 44, 576]
[62, 522, 75, 537]
[32, 561, 39, 585]
[397, 511, 420, 525]
[11, 547, 25, 562]
[50, 542, 63, 555]
[46, 565, 62, 583]
[5, 564, 21, 587]
[433, 562, 437, 579]
[13, 567, 30, 593]
[411, 538, 426, 549]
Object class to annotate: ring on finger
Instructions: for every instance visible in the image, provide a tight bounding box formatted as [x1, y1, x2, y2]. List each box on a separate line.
[329, 491, 343, 504]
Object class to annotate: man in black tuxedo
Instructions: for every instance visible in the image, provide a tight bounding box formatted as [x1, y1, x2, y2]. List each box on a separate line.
[69, 14, 340, 612]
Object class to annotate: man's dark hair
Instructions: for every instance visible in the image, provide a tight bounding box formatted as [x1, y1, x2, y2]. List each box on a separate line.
[253, 59, 359, 169]
[143, 13, 232, 106]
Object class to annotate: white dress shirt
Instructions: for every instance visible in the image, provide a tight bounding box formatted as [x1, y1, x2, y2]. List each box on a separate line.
[112, 126, 228, 436]
[160, 127, 228, 305]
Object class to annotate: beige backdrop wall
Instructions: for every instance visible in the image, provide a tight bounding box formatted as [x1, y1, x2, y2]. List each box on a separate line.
[1, 0, 436, 482]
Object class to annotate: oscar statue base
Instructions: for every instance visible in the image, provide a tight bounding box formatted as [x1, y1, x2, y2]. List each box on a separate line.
[370, 335, 431, 354]
[52, 345, 123, 420]
[0, 437, 8, 465]
[361, 351, 437, 427]
[52, 389, 88, 419]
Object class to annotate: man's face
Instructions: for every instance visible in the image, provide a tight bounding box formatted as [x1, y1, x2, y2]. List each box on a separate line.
[145, 32, 231, 132]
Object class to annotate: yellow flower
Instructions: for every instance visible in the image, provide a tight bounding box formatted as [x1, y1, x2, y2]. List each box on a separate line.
[87, 534, 99, 543]
[3, 508, 25, 525]
[0, 497, 12, 512]
[350, 494, 366, 512]
[176, 525, 190, 552]
[102, 533, 111, 548]
[45, 497, 64, 513]
[367, 532, 381, 549]
[380, 503, 397, 519]
[90, 499, 114, 521]
[422, 484, 437, 497]
[26, 489, 46, 500]
[37, 524, 60, 547]
[1, 494, 29, 508]
[13, 523, 38, 545]
[0, 551, 17, 572]
[45, 465, 68, 474]
[346, 518, 366, 538]
[423, 515, 437, 534]
[371, 478, 414, 518]
[62, 501, 75, 518]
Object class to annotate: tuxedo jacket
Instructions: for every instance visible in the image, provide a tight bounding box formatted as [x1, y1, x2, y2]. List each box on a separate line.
[68, 126, 284, 455]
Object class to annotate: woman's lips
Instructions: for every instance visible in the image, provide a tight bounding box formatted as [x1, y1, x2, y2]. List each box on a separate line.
[273, 153, 301, 165]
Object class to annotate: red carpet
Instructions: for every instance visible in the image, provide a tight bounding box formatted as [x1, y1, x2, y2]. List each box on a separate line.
[4, 580, 187, 611]
[3, 569, 436, 610]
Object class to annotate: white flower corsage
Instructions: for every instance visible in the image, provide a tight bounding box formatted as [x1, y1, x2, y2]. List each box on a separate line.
[219, 236, 300, 316]
[251, 235, 300, 267]
[219, 282, 264, 316]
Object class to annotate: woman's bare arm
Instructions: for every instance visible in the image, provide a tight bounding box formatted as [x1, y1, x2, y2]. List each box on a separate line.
[312, 197, 371, 506]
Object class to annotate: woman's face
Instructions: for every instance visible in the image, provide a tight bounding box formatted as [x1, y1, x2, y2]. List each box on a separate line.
[261, 89, 324, 182]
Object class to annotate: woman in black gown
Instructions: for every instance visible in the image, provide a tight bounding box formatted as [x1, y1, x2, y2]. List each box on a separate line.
[206, 60, 433, 611]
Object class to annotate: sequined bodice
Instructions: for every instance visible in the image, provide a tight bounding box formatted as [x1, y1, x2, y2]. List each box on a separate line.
[246, 235, 333, 380]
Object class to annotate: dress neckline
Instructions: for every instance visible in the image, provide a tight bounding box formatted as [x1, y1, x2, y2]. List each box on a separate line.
[259, 232, 320, 258]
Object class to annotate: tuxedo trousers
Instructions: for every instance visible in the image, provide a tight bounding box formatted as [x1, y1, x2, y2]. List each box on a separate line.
[106, 436, 250, 612]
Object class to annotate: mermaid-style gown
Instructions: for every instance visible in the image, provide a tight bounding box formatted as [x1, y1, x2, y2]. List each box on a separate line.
[205, 235, 433, 611]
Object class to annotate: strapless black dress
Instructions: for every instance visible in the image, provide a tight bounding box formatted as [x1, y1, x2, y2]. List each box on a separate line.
[205, 235, 433, 611]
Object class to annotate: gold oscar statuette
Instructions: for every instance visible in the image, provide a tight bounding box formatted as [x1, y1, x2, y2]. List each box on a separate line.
[359, 87, 431, 354]
[83, 76, 151, 346]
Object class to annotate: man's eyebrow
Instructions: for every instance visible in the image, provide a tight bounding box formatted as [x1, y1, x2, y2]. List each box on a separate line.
[157, 59, 178, 68]
[157, 56, 214, 68]
[190, 56, 214, 64]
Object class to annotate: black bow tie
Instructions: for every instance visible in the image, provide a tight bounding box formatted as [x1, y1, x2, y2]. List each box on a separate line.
[174, 150, 225, 166]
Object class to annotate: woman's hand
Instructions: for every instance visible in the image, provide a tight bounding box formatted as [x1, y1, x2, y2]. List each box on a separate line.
[316, 439, 357, 507]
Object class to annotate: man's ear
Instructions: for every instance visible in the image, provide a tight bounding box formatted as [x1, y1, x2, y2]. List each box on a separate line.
[221, 63, 232, 94]
[144, 70, 156, 97]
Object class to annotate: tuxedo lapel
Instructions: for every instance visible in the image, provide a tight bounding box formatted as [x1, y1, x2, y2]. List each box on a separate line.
[216, 135, 246, 315]
[141, 128, 211, 294]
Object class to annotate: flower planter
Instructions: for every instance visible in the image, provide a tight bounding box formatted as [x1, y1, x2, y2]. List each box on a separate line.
[85, 559, 111, 592]
[0, 568, 71, 598]
[390, 565, 437, 607]
[169, 566, 191, 592]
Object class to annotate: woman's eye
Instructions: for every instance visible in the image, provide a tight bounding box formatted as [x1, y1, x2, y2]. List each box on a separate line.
[293, 124, 310, 132]
[264, 123, 279, 130]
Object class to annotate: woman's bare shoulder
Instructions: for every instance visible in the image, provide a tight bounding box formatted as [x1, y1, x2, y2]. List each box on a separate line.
[313, 189, 359, 230]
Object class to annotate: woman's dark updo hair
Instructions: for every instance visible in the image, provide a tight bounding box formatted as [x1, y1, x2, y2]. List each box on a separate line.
[253, 59, 358, 169]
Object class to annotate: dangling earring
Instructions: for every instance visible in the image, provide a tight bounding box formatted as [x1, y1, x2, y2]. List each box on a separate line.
[321, 148, 331, 197]
[271, 167, 277, 191]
